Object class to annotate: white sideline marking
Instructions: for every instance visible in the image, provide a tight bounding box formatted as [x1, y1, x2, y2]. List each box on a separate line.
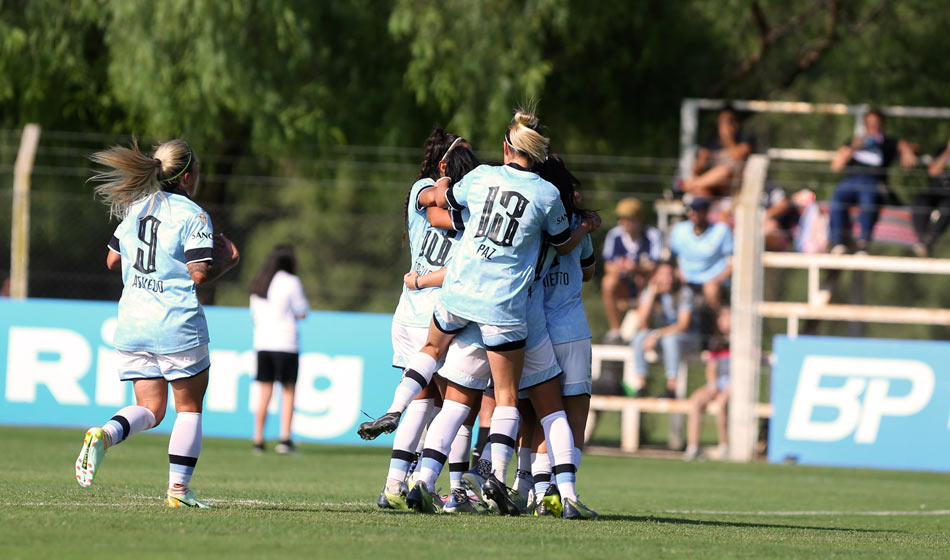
[2, 495, 369, 508]
[659, 509, 950, 516]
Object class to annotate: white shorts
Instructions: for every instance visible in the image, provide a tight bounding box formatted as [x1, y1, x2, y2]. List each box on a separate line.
[554, 338, 592, 396]
[438, 337, 492, 391]
[517, 336, 562, 399]
[433, 304, 527, 350]
[391, 322, 430, 369]
[116, 344, 210, 382]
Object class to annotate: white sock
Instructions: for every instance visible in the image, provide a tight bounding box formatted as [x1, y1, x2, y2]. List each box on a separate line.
[448, 424, 472, 490]
[168, 412, 202, 491]
[540, 410, 577, 501]
[489, 406, 520, 482]
[514, 446, 533, 497]
[573, 447, 583, 470]
[532, 451, 552, 497]
[413, 406, 440, 475]
[387, 398, 433, 483]
[387, 353, 438, 414]
[101, 405, 156, 448]
[418, 400, 471, 489]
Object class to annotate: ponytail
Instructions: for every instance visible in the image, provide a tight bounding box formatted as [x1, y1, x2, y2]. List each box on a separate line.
[506, 105, 549, 165]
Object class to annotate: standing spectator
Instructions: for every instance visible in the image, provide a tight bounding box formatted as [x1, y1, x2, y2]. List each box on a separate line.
[829, 109, 917, 255]
[600, 197, 662, 344]
[911, 136, 950, 257]
[681, 107, 755, 198]
[250, 245, 309, 454]
[669, 197, 733, 312]
[683, 307, 731, 461]
[630, 262, 698, 398]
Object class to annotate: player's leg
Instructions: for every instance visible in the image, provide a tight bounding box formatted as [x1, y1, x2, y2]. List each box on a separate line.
[381, 381, 440, 509]
[75, 352, 164, 488]
[165, 358, 211, 509]
[445, 395, 480, 511]
[512, 399, 536, 510]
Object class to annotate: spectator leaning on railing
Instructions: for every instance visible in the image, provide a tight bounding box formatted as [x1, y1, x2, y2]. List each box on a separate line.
[600, 197, 662, 344]
[828, 109, 918, 255]
[669, 197, 733, 312]
[911, 136, 950, 257]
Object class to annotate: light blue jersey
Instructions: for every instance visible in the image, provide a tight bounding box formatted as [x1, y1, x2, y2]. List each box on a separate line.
[543, 218, 595, 345]
[669, 220, 734, 285]
[440, 164, 570, 326]
[392, 178, 464, 328]
[108, 191, 214, 353]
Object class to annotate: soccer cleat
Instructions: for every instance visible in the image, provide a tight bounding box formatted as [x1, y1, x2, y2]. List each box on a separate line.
[406, 481, 442, 514]
[75, 427, 107, 488]
[481, 474, 520, 516]
[443, 488, 481, 514]
[537, 484, 562, 518]
[563, 497, 598, 520]
[383, 479, 410, 510]
[357, 412, 401, 440]
[508, 488, 531, 515]
[164, 488, 211, 509]
[274, 440, 298, 454]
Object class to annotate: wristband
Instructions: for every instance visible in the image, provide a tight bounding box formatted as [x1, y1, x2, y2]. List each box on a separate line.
[414, 276, 420, 290]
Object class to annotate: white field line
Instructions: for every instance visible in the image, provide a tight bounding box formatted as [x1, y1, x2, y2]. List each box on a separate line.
[658, 509, 950, 517]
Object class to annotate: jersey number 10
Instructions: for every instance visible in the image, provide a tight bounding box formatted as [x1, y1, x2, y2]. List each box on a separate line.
[475, 186, 529, 247]
[133, 216, 161, 274]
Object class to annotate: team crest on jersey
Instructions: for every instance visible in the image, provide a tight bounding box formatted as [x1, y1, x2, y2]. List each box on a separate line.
[197, 213, 209, 225]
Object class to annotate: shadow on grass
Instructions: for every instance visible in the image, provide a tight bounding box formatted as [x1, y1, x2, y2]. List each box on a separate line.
[599, 514, 900, 533]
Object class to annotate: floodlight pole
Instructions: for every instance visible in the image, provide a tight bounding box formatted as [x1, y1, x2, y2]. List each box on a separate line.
[728, 154, 768, 462]
[11, 124, 41, 299]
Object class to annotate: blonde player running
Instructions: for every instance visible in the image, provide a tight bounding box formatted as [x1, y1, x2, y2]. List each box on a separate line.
[75, 139, 239, 508]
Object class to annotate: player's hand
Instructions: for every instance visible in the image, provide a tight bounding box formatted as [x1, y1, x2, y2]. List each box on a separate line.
[214, 234, 240, 266]
[404, 270, 420, 290]
[580, 210, 602, 233]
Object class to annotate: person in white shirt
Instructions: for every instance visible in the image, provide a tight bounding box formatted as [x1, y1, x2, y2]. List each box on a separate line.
[249, 245, 309, 454]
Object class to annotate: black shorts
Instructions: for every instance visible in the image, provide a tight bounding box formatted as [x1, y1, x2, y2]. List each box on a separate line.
[256, 351, 299, 385]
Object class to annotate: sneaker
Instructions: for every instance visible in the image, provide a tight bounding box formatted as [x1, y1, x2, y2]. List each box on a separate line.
[563, 497, 599, 520]
[357, 411, 401, 440]
[164, 488, 211, 509]
[660, 388, 676, 399]
[830, 244, 849, 255]
[443, 488, 481, 514]
[481, 474, 520, 516]
[461, 468, 488, 506]
[683, 445, 700, 461]
[274, 440, 297, 454]
[252, 442, 265, 455]
[377, 489, 392, 509]
[383, 479, 410, 510]
[537, 484, 562, 518]
[912, 243, 931, 258]
[406, 481, 442, 514]
[601, 330, 624, 345]
[508, 488, 533, 515]
[75, 427, 107, 488]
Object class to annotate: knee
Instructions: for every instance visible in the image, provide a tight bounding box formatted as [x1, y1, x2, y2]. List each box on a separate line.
[149, 405, 167, 426]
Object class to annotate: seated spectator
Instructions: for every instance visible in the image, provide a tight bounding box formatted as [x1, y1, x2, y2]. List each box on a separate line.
[681, 107, 755, 198]
[601, 197, 662, 344]
[829, 109, 917, 255]
[630, 262, 700, 398]
[911, 137, 950, 257]
[762, 181, 799, 251]
[669, 197, 733, 312]
[683, 307, 731, 461]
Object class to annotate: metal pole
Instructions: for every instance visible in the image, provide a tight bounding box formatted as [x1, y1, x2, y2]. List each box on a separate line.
[678, 99, 699, 182]
[10, 124, 41, 299]
[728, 154, 768, 462]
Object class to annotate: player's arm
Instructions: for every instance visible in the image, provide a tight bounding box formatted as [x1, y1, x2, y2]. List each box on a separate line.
[554, 211, 601, 256]
[580, 234, 595, 282]
[106, 235, 121, 270]
[426, 206, 462, 231]
[404, 268, 447, 290]
[428, 177, 453, 208]
[188, 234, 240, 285]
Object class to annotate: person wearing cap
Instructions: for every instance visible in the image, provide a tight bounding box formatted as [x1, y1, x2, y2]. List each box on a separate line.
[669, 197, 733, 313]
[600, 197, 663, 344]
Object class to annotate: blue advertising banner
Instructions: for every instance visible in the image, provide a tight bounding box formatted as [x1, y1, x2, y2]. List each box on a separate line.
[770, 335, 950, 471]
[0, 298, 399, 446]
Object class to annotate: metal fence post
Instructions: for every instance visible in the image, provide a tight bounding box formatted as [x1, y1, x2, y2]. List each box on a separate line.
[11, 124, 41, 299]
[728, 154, 768, 462]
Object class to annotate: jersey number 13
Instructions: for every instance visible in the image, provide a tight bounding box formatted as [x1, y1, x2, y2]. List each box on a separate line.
[475, 187, 529, 247]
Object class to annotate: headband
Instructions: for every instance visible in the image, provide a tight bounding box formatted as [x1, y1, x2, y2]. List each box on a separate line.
[440, 137, 464, 163]
[162, 151, 192, 184]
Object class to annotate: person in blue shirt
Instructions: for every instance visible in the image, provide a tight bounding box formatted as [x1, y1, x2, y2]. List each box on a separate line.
[75, 139, 239, 509]
[669, 197, 733, 311]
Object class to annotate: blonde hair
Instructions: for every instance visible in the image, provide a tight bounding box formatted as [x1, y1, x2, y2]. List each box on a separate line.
[89, 138, 196, 219]
[506, 106, 549, 165]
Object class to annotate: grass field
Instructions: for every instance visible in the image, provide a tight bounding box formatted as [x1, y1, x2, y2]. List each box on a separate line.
[2, 425, 949, 559]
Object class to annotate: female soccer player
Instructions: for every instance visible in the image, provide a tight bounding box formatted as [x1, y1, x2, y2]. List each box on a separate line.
[370, 128, 481, 509]
[75, 139, 239, 508]
[250, 245, 309, 454]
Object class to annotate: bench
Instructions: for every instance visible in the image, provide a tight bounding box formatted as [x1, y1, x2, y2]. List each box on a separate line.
[587, 394, 773, 453]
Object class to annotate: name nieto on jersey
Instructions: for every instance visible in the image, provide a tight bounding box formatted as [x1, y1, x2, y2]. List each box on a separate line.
[132, 273, 164, 293]
[542, 271, 570, 288]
